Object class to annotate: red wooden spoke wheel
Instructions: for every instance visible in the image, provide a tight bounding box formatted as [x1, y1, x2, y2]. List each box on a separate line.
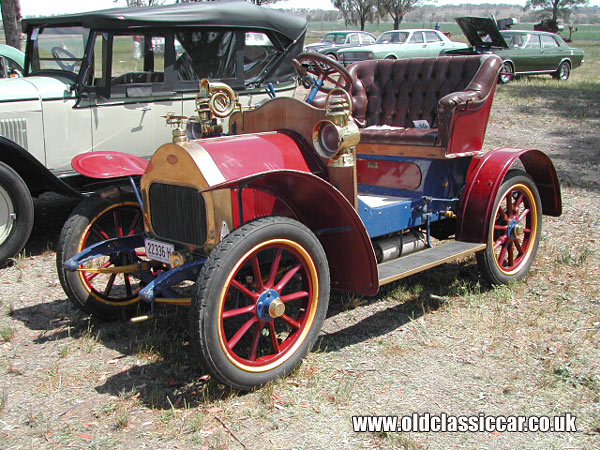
[57, 186, 150, 320]
[477, 171, 542, 284]
[192, 217, 330, 390]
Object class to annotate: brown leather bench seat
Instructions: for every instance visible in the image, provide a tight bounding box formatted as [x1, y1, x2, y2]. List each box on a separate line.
[348, 54, 502, 153]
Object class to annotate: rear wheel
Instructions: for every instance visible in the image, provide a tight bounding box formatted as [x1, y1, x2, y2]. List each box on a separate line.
[553, 61, 570, 80]
[57, 185, 149, 320]
[0, 162, 34, 266]
[477, 171, 542, 284]
[498, 61, 514, 84]
[192, 216, 330, 390]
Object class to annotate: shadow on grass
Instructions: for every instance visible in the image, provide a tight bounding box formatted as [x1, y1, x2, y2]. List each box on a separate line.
[10, 258, 490, 409]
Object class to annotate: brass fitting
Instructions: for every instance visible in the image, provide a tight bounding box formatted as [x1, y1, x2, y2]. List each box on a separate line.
[164, 113, 189, 144]
[312, 88, 360, 165]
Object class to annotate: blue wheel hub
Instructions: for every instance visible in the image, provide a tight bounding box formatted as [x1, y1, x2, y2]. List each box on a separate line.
[256, 289, 285, 322]
[507, 218, 519, 240]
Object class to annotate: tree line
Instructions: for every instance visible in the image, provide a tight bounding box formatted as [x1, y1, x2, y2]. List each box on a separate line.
[2, 0, 592, 51]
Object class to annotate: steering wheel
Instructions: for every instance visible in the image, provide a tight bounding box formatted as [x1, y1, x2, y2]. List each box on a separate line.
[292, 52, 352, 104]
[51, 46, 79, 71]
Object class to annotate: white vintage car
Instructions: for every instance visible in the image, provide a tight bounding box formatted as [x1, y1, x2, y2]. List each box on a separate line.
[0, 1, 305, 264]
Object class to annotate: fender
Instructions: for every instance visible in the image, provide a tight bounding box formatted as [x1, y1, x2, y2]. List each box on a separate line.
[0, 136, 82, 198]
[71, 151, 149, 179]
[204, 169, 379, 296]
[457, 147, 561, 243]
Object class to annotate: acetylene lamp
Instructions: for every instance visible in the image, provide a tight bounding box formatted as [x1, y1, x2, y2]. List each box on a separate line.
[312, 88, 360, 167]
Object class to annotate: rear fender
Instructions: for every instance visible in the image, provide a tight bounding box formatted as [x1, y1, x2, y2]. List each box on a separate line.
[204, 170, 379, 296]
[457, 147, 561, 243]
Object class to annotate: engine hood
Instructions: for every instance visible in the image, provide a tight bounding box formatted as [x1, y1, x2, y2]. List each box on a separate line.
[455, 17, 508, 49]
[0, 75, 74, 102]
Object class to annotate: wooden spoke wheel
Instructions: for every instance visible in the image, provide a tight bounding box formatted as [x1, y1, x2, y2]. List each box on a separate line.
[57, 186, 150, 320]
[477, 171, 542, 284]
[192, 216, 330, 390]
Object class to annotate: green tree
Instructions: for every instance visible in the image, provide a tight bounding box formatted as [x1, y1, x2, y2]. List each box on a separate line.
[333, 0, 376, 31]
[378, 0, 424, 30]
[1, 0, 23, 50]
[525, 0, 589, 24]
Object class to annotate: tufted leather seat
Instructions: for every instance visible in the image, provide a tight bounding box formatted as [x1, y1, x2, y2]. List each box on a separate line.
[348, 54, 502, 154]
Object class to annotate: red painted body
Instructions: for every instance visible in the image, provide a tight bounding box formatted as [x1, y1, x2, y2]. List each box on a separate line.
[200, 133, 315, 181]
[457, 147, 561, 243]
[356, 159, 422, 190]
[204, 170, 378, 296]
[71, 151, 149, 179]
[446, 88, 496, 156]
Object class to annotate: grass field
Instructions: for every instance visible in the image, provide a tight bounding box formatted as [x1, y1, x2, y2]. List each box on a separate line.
[0, 33, 599, 450]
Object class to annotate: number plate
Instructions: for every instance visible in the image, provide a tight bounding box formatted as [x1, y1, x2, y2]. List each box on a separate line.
[144, 238, 174, 265]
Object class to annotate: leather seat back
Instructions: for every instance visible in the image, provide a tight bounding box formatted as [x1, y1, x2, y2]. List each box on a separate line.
[349, 56, 484, 128]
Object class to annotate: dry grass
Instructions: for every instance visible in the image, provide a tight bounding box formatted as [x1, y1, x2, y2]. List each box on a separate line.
[0, 42, 598, 450]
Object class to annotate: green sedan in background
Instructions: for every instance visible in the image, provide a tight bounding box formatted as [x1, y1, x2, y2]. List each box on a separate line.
[445, 17, 584, 83]
[337, 29, 468, 65]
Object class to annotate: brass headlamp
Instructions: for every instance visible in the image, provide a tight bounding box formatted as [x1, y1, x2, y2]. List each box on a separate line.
[312, 88, 360, 167]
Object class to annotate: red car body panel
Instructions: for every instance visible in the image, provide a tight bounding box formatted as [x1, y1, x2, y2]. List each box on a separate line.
[457, 147, 562, 243]
[200, 132, 314, 180]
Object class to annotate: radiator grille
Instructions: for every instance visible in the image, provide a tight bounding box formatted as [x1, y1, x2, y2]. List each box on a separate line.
[149, 183, 207, 247]
[0, 118, 28, 148]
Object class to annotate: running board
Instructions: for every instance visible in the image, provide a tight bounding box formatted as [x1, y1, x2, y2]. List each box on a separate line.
[378, 241, 487, 286]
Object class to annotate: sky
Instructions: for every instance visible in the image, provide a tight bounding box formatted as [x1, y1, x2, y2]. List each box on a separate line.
[19, 0, 600, 17]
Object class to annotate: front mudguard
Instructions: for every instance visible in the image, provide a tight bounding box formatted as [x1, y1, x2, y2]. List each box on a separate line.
[457, 147, 561, 243]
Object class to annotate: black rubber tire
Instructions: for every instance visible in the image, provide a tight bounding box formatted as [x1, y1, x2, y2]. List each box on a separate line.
[498, 61, 514, 84]
[191, 216, 330, 390]
[56, 185, 146, 320]
[325, 52, 338, 61]
[476, 171, 542, 284]
[0, 162, 34, 266]
[553, 61, 571, 81]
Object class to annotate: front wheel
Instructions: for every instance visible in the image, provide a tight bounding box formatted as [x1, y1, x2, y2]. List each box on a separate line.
[56, 185, 148, 320]
[476, 171, 542, 284]
[0, 162, 34, 266]
[192, 216, 330, 390]
[553, 61, 570, 80]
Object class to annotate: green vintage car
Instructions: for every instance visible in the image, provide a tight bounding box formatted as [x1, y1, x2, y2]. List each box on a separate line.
[445, 17, 585, 83]
[337, 29, 468, 65]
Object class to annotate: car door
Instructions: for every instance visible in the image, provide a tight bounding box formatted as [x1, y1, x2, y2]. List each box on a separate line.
[540, 34, 563, 71]
[407, 31, 428, 57]
[85, 32, 176, 158]
[423, 31, 444, 55]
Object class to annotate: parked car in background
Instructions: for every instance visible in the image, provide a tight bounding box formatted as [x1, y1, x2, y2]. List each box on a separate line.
[445, 17, 584, 83]
[0, 44, 24, 78]
[0, 1, 306, 265]
[338, 29, 468, 64]
[303, 30, 376, 60]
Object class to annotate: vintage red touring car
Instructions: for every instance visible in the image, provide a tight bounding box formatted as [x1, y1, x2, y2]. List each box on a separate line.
[58, 52, 561, 390]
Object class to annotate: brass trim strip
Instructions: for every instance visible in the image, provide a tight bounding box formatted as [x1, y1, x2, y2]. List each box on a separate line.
[378, 243, 487, 286]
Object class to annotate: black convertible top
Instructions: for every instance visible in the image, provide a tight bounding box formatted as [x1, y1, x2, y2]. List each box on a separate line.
[22, 1, 307, 43]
